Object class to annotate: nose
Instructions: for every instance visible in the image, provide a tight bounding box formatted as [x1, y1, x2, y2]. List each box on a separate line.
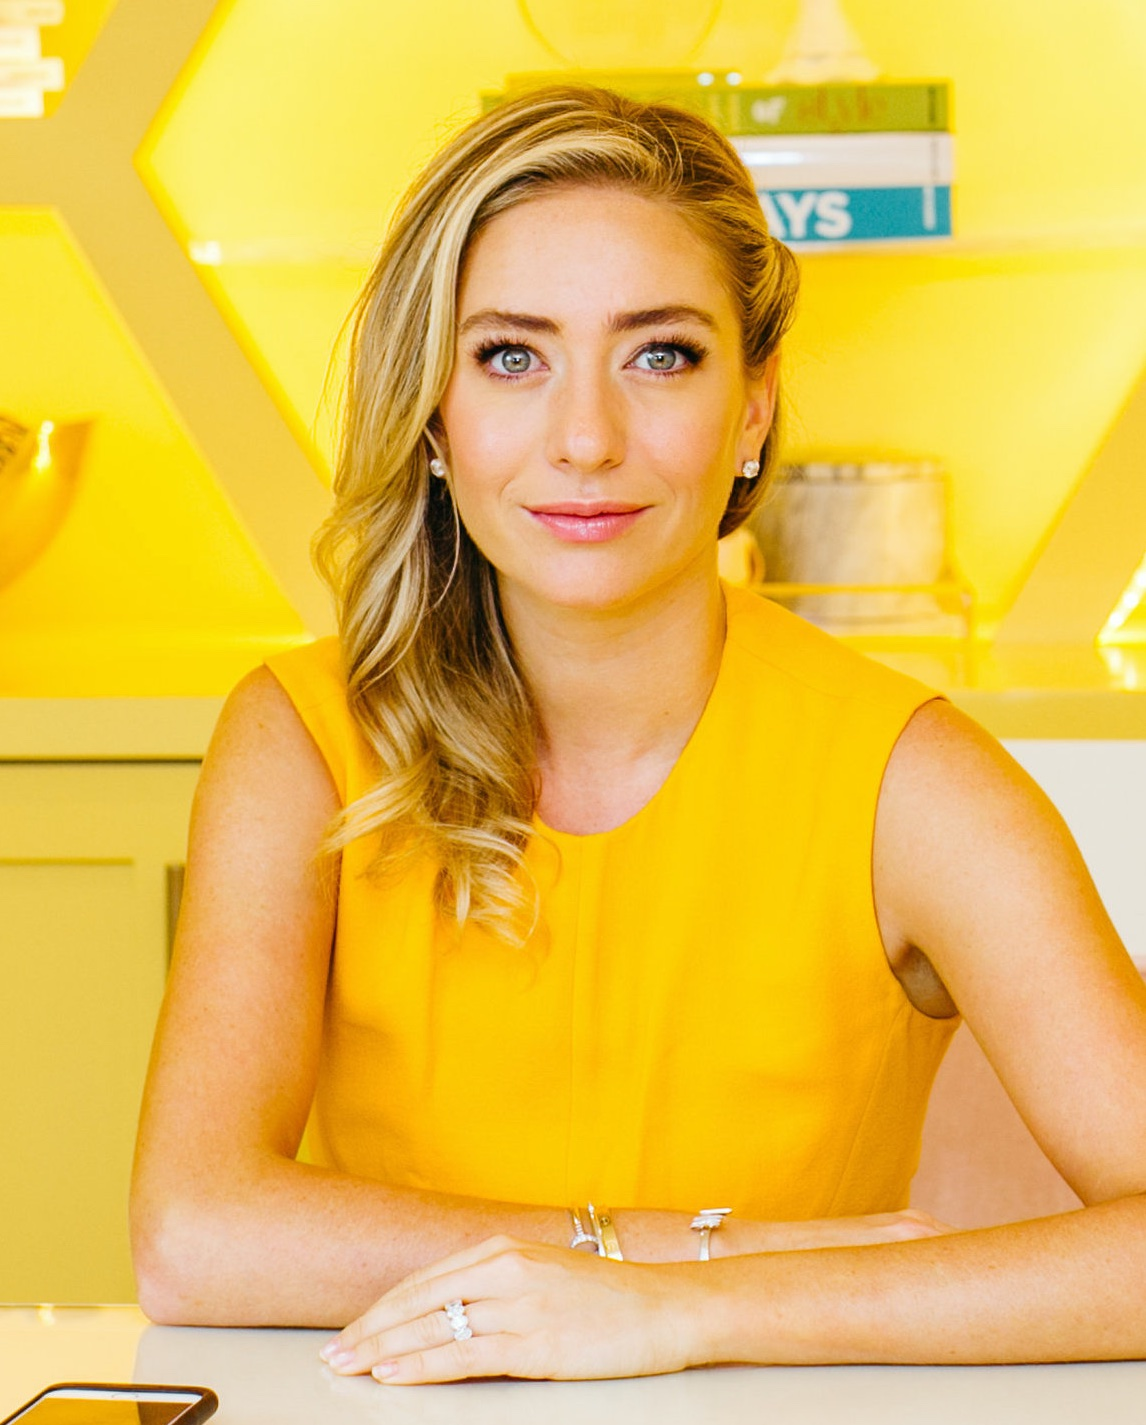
[544, 361, 625, 476]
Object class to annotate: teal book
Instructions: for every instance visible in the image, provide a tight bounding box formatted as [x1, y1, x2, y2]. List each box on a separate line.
[758, 185, 952, 246]
[731, 134, 954, 245]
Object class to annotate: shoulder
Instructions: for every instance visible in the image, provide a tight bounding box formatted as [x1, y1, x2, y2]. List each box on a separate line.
[723, 584, 938, 716]
[874, 702, 1146, 1204]
[264, 635, 346, 711]
[873, 696, 1108, 982]
[195, 664, 340, 834]
[879, 698, 1062, 850]
[261, 637, 360, 805]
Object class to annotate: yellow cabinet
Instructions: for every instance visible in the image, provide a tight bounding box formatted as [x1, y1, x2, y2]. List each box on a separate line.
[0, 761, 199, 1304]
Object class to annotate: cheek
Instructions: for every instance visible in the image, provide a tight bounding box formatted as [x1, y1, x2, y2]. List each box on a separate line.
[440, 386, 534, 488]
[643, 401, 742, 490]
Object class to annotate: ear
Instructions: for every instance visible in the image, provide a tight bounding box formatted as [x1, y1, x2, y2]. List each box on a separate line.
[426, 415, 450, 463]
[738, 350, 780, 464]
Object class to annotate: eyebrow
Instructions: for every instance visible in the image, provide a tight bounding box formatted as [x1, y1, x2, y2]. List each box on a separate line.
[457, 305, 720, 338]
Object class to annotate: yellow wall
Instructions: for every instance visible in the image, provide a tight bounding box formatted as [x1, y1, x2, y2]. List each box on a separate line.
[35, 0, 117, 116]
[0, 209, 305, 695]
[142, 0, 1146, 634]
[3, 0, 1146, 695]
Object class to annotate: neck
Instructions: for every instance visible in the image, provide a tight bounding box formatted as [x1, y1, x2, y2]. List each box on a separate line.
[499, 559, 727, 833]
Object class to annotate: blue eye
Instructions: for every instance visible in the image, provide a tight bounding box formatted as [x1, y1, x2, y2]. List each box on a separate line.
[476, 343, 537, 377]
[632, 340, 706, 374]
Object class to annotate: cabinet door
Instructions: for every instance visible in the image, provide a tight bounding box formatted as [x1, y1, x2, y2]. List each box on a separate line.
[0, 762, 199, 1304]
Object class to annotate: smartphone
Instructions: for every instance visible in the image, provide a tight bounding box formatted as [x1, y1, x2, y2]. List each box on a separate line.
[0, 1383, 218, 1425]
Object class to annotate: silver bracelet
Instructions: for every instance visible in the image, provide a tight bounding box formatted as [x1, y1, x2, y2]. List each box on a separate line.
[569, 1206, 599, 1254]
[690, 1207, 732, 1260]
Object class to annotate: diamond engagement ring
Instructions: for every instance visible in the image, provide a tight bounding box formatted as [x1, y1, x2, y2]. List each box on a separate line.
[443, 1299, 473, 1342]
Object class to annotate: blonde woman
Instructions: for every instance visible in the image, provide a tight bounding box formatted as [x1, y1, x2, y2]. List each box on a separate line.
[131, 87, 1146, 1380]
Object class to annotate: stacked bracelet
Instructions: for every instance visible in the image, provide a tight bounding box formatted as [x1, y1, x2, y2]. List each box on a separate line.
[588, 1203, 623, 1260]
[568, 1206, 598, 1253]
[571, 1203, 731, 1260]
[568, 1203, 624, 1260]
[690, 1206, 732, 1260]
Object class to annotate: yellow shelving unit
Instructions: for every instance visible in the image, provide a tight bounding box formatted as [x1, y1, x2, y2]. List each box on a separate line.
[1, 0, 1145, 1307]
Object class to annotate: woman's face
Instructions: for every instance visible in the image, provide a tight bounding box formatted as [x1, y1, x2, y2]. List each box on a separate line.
[437, 185, 776, 616]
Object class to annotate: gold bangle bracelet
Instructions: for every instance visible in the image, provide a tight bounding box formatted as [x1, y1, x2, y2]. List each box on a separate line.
[587, 1202, 623, 1261]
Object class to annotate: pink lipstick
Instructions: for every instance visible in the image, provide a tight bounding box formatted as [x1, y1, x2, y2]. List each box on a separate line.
[526, 502, 648, 543]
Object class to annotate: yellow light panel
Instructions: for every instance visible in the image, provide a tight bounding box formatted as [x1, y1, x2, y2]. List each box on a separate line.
[1100, 555, 1146, 644]
[0, 209, 307, 695]
[140, 0, 1146, 629]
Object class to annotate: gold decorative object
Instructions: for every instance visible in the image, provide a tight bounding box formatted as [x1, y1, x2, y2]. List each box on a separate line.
[0, 412, 90, 590]
[516, 0, 721, 69]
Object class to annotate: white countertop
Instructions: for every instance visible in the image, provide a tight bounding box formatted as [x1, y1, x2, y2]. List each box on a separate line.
[2, 1306, 1145, 1425]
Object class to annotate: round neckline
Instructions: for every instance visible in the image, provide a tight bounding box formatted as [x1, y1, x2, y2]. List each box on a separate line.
[532, 587, 741, 846]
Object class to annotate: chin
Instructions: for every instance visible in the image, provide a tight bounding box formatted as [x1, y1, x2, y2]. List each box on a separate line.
[510, 556, 702, 617]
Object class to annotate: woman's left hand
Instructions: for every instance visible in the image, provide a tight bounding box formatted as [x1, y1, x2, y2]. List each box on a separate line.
[319, 1234, 710, 1384]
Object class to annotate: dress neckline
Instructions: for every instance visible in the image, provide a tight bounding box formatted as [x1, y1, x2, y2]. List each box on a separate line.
[532, 586, 741, 846]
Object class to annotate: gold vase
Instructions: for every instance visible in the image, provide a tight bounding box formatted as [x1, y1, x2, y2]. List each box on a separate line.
[0, 414, 91, 592]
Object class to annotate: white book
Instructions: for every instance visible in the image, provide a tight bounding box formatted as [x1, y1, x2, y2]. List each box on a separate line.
[0, 26, 41, 62]
[732, 132, 954, 192]
[0, 55, 62, 89]
[0, 84, 43, 115]
[0, 2, 64, 23]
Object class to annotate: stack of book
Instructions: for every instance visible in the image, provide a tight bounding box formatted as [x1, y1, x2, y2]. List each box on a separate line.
[0, 0, 65, 118]
[484, 72, 954, 249]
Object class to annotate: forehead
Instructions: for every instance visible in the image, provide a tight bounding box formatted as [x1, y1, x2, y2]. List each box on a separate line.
[456, 186, 736, 323]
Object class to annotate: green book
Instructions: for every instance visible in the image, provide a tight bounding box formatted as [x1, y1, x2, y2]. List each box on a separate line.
[482, 74, 950, 135]
[726, 82, 949, 134]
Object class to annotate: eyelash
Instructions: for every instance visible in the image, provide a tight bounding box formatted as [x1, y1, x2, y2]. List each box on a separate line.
[470, 334, 709, 380]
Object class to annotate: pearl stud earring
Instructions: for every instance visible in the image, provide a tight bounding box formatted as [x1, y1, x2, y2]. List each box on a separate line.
[740, 459, 760, 479]
[429, 458, 448, 479]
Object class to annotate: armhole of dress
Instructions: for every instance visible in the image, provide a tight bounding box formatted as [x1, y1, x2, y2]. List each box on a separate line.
[866, 693, 960, 1023]
[263, 656, 349, 809]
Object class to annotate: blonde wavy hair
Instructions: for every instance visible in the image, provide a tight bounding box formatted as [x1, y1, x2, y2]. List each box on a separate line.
[314, 84, 799, 939]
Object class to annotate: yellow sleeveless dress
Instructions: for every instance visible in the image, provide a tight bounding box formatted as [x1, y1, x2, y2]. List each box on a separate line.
[266, 585, 959, 1220]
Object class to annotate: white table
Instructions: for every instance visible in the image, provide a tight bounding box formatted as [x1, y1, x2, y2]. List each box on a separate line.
[2, 1306, 1145, 1424]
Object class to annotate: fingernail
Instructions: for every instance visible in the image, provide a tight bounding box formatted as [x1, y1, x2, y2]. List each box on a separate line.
[318, 1338, 340, 1362]
[373, 1362, 399, 1381]
[326, 1348, 356, 1370]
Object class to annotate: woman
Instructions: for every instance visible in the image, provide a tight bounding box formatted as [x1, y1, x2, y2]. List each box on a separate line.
[130, 86, 1146, 1380]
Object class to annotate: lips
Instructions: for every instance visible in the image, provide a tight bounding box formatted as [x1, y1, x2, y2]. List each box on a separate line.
[526, 502, 646, 516]
[525, 502, 649, 543]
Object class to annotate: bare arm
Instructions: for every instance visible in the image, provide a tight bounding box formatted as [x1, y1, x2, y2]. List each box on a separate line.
[326, 701, 1146, 1379]
[130, 668, 571, 1326]
[132, 672, 933, 1327]
[704, 700, 1146, 1364]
